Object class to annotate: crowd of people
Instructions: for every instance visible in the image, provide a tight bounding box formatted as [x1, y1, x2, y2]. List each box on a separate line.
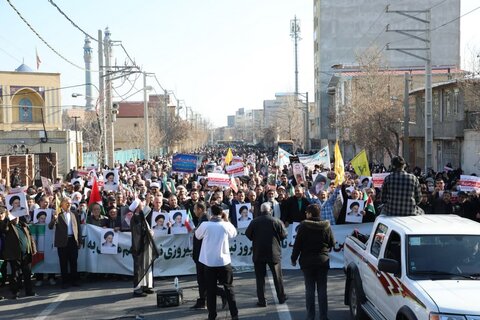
[0, 146, 479, 319]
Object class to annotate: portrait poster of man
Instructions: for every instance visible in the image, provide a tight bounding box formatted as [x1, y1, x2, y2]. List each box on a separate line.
[101, 229, 118, 254]
[103, 170, 119, 191]
[288, 222, 300, 247]
[292, 163, 306, 186]
[345, 199, 365, 224]
[169, 210, 188, 234]
[151, 211, 169, 236]
[311, 172, 330, 195]
[33, 208, 53, 225]
[235, 203, 253, 229]
[71, 177, 85, 189]
[358, 176, 372, 189]
[6, 192, 28, 218]
[120, 208, 133, 231]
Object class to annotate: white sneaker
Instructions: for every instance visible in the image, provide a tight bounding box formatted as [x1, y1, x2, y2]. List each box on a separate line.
[35, 280, 43, 287]
[49, 278, 57, 285]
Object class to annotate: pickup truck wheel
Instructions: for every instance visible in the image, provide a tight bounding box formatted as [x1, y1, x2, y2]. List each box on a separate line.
[349, 280, 368, 320]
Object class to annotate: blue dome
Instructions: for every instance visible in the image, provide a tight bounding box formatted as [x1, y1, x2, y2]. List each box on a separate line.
[15, 63, 33, 72]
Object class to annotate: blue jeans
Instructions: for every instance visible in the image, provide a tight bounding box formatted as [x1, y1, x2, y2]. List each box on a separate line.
[302, 267, 329, 320]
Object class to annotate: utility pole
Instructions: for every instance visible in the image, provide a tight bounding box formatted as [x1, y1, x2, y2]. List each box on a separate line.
[403, 73, 411, 162]
[164, 90, 169, 154]
[104, 27, 114, 168]
[72, 116, 81, 168]
[386, 7, 432, 173]
[97, 29, 106, 167]
[143, 72, 150, 160]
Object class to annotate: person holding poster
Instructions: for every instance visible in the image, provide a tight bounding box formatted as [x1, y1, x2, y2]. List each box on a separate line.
[381, 156, 423, 216]
[245, 202, 288, 307]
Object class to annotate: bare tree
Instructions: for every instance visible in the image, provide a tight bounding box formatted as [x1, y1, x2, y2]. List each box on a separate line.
[275, 95, 304, 146]
[340, 50, 403, 160]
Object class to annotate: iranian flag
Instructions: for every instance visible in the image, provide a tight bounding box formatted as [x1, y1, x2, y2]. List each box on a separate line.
[185, 209, 195, 232]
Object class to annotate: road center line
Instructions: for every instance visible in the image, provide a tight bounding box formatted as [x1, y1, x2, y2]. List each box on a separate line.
[267, 271, 292, 320]
[33, 293, 70, 320]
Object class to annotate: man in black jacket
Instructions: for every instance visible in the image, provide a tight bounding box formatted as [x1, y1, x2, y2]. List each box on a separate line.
[291, 204, 335, 320]
[281, 185, 309, 227]
[245, 202, 288, 307]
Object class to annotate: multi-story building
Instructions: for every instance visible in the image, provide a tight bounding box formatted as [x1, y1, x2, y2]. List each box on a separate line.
[0, 64, 80, 178]
[409, 78, 480, 174]
[313, 0, 461, 145]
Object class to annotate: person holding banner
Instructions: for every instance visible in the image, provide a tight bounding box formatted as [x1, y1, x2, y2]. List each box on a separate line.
[48, 197, 81, 289]
[0, 210, 37, 299]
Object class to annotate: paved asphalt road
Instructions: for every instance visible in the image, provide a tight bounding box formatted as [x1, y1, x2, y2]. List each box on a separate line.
[0, 269, 352, 320]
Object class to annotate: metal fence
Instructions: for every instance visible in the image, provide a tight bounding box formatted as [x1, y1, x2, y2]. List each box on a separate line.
[82, 149, 145, 167]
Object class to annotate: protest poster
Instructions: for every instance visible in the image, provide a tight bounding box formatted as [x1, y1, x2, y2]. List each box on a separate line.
[292, 162, 306, 186]
[32, 223, 374, 276]
[299, 146, 331, 170]
[41, 176, 53, 196]
[207, 173, 230, 187]
[236, 203, 253, 229]
[345, 199, 365, 224]
[226, 162, 246, 177]
[5, 192, 28, 218]
[172, 154, 198, 173]
[100, 229, 118, 255]
[458, 175, 480, 193]
[372, 173, 390, 189]
[103, 170, 119, 192]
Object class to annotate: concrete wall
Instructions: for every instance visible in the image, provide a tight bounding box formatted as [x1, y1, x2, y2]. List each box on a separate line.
[462, 130, 480, 175]
[314, 0, 460, 140]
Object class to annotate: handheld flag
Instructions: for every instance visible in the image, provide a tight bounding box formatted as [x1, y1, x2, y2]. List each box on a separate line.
[225, 148, 233, 165]
[334, 141, 345, 186]
[185, 209, 195, 232]
[351, 150, 371, 177]
[363, 191, 376, 214]
[88, 177, 103, 213]
[276, 147, 292, 167]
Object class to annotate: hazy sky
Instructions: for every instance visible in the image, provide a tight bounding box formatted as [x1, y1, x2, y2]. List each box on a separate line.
[0, 0, 478, 127]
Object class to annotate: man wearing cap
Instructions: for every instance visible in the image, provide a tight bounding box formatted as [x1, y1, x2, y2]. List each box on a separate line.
[129, 198, 159, 297]
[381, 156, 423, 216]
[0, 208, 37, 299]
[245, 202, 288, 307]
[48, 197, 81, 288]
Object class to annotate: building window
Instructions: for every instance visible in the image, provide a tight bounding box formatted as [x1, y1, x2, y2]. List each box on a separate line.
[19, 98, 33, 122]
[444, 89, 452, 118]
[433, 92, 440, 121]
[453, 89, 459, 114]
[134, 123, 138, 128]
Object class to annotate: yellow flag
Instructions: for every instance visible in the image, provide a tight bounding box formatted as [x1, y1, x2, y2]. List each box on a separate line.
[351, 149, 371, 177]
[225, 148, 233, 165]
[334, 141, 345, 186]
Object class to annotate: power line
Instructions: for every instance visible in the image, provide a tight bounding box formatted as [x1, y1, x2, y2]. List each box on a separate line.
[5, 0, 84, 70]
[0, 83, 99, 98]
[431, 5, 480, 31]
[47, 0, 98, 42]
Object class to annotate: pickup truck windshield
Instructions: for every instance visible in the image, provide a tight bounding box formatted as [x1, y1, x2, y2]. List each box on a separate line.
[407, 235, 480, 279]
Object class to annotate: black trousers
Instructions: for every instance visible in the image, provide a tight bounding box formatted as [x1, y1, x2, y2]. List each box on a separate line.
[254, 261, 286, 304]
[57, 236, 79, 284]
[205, 264, 238, 320]
[8, 254, 33, 295]
[195, 261, 225, 303]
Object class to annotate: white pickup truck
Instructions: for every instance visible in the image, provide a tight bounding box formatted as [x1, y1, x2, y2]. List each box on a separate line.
[344, 215, 480, 320]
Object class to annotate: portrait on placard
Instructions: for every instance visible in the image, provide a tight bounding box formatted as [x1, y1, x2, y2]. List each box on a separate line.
[6, 193, 28, 218]
[120, 208, 133, 231]
[345, 199, 365, 224]
[170, 210, 188, 234]
[103, 170, 119, 191]
[101, 229, 118, 254]
[358, 176, 372, 189]
[235, 203, 252, 229]
[152, 211, 169, 236]
[33, 208, 53, 225]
